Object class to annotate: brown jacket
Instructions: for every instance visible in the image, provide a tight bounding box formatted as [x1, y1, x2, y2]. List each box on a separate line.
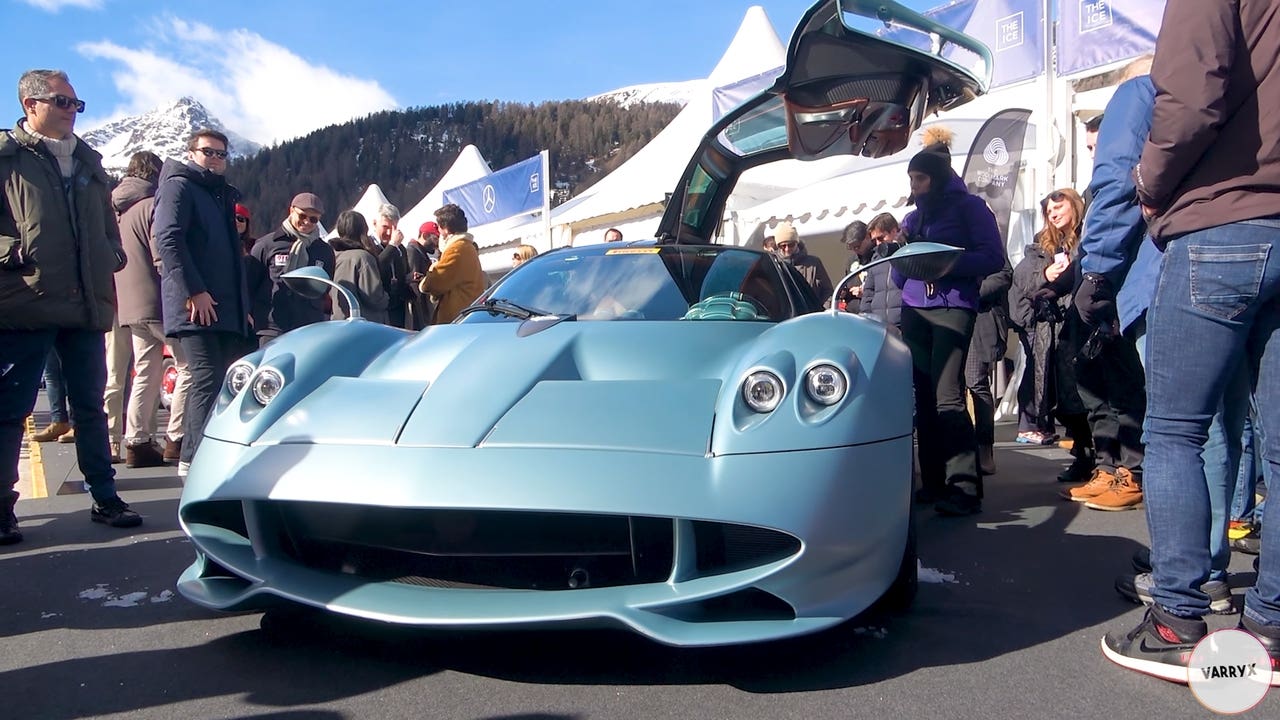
[1135, 0, 1280, 240]
[0, 121, 123, 331]
[419, 233, 485, 324]
[112, 176, 161, 326]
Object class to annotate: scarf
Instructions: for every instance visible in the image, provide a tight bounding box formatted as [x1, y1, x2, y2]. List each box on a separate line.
[23, 120, 76, 177]
[281, 218, 320, 272]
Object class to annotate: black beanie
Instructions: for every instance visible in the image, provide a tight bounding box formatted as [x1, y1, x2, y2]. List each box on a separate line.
[907, 146, 952, 183]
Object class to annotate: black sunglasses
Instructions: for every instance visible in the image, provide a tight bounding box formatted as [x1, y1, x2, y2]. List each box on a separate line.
[1040, 191, 1070, 210]
[31, 94, 85, 113]
[293, 210, 320, 224]
[194, 147, 229, 159]
[235, 215, 248, 223]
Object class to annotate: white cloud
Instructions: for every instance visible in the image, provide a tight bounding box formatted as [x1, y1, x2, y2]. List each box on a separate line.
[77, 16, 398, 145]
[20, 0, 103, 11]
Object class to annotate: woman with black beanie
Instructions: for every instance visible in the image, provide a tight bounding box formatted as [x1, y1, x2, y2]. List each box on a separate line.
[893, 142, 1006, 515]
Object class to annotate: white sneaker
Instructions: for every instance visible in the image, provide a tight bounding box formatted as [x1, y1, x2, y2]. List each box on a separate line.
[177, 461, 190, 478]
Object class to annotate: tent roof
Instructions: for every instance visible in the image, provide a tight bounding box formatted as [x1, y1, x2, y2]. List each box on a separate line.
[399, 144, 492, 235]
[552, 6, 787, 230]
[325, 183, 389, 239]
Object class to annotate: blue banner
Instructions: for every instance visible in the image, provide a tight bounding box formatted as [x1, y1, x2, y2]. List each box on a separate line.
[884, 0, 1044, 88]
[1056, 0, 1164, 77]
[442, 153, 545, 226]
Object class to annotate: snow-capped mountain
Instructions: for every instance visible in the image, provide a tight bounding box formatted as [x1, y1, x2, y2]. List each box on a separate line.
[588, 79, 703, 108]
[81, 97, 261, 174]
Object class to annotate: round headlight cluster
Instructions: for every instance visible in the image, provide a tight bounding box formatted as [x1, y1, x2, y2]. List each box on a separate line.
[225, 362, 255, 397]
[742, 371, 784, 413]
[251, 367, 286, 406]
[805, 364, 848, 406]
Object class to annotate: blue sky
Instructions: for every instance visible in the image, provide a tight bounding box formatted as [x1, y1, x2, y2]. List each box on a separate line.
[3, 0, 939, 145]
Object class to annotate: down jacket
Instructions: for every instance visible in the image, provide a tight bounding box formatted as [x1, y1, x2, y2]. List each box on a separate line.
[0, 121, 123, 331]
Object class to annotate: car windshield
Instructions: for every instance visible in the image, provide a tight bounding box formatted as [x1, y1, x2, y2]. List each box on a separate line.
[459, 245, 795, 323]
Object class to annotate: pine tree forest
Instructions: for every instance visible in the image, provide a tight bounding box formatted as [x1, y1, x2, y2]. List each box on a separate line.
[227, 100, 682, 228]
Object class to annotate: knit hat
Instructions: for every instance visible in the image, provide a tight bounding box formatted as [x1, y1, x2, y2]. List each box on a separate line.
[774, 221, 799, 246]
[418, 221, 439, 237]
[290, 192, 324, 213]
[234, 203, 251, 220]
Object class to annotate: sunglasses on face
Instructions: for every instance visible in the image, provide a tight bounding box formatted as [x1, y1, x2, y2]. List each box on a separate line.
[194, 147, 229, 159]
[293, 210, 320, 224]
[30, 94, 85, 113]
[235, 215, 248, 223]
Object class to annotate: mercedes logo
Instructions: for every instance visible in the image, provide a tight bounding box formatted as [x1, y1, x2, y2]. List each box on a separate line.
[483, 184, 497, 213]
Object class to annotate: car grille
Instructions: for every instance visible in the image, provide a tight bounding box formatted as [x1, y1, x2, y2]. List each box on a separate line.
[182, 500, 802, 591]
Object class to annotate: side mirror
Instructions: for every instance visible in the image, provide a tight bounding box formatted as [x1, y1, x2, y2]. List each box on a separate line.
[829, 241, 964, 314]
[282, 266, 363, 321]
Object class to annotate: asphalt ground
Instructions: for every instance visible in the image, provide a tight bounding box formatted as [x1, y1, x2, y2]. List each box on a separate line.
[4, 398, 1276, 719]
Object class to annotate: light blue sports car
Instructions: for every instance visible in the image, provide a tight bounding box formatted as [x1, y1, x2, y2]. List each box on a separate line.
[177, 0, 990, 646]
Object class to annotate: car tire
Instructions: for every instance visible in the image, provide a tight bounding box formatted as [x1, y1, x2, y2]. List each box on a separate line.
[879, 513, 918, 612]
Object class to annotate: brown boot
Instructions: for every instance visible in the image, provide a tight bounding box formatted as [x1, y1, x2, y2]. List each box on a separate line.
[108, 441, 123, 464]
[1085, 467, 1143, 511]
[125, 442, 167, 468]
[163, 437, 183, 463]
[57, 427, 77, 443]
[1060, 467, 1115, 502]
[32, 421, 71, 442]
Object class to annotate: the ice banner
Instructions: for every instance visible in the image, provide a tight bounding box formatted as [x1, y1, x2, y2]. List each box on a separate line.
[883, 0, 1044, 88]
[1056, 0, 1164, 77]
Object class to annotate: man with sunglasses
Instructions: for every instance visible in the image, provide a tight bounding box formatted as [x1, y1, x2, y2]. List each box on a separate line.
[1, 69, 142, 541]
[153, 128, 251, 479]
[246, 192, 335, 345]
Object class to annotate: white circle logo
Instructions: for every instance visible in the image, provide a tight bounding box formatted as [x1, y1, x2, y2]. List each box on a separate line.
[482, 184, 497, 213]
[1188, 629, 1271, 713]
[983, 137, 1010, 166]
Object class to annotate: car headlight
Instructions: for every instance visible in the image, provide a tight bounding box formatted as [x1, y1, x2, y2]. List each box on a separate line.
[226, 362, 255, 397]
[742, 371, 784, 413]
[804, 364, 848, 406]
[250, 367, 286, 406]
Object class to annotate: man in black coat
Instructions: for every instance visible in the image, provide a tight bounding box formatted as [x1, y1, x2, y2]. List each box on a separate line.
[370, 203, 410, 328]
[405, 220, 439, 330]
[152, 128, 249, 476]
[246, 192, 336, 345]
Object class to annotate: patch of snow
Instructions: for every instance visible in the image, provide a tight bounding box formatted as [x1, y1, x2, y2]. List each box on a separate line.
[102, 591, 149, 608]
[150, 590, 175, 603]
[41, 612, 60, 619]
[77, 585, 112, 600]
[917, 561, 958, 584]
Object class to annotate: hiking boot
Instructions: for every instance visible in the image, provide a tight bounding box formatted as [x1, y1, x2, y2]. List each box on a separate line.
[1239, 614, 1280, 687]
[978, 444, 996, 475]
[1115, 572, 1235, 615]
[935, 486, 981, 516]
[32, 421, 71, 442]
[1060, 467, 1115, 502]
[1085, 467, 1143, 511]
[125, 442, 166, 469]
[90, 497, 142, 528]
[0, 510, 21, 546]
[57, 427, 77, 443]
[1101, 605, 1206, 683]
[163, 437, 183, 462]
[1056, 453, 1096, 484]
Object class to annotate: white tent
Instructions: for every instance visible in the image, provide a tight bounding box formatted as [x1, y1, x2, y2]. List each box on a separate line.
[549, 5, 840, 246]
[325, 183, 390, 239]
[399, 144, 493, 237]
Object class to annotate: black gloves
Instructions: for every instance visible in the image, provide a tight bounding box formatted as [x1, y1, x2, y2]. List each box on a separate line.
[1074, 272, 1117, 330]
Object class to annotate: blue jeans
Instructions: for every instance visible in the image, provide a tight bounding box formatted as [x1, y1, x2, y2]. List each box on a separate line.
[1143, 219, 1280, 628]
[1, 329, 118, 506]
[1232, 396, 1270, 522]
[1200, 365, 1249, 582]
[43, 348, 69, 424]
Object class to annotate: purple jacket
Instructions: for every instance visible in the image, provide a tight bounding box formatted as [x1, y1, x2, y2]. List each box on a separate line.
[892, 172, 1004, 311]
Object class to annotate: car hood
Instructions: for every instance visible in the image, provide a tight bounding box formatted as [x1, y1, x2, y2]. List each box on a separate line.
[255, 321, 770, 454]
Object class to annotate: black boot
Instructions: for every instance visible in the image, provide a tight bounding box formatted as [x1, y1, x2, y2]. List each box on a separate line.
[1, 490, 21, 545]
[1057, 447, 1096, 483]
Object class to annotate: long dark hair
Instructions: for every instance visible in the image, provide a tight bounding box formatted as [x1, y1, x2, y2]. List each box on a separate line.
[332, 210, 370, 252]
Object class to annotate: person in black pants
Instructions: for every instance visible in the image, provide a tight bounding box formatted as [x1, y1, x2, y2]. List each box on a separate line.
[152, 128, 250, 478]
[966, 257, 1012, 475]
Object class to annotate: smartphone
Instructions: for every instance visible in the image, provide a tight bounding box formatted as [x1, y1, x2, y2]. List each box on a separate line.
[1054, 252, 1068, 264]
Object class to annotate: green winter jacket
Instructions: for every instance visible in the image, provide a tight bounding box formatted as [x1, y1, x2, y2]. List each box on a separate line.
[0, 121, 123, 331]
